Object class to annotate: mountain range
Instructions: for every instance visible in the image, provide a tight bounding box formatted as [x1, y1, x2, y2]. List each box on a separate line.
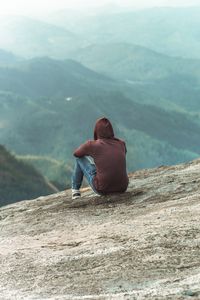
[0, 16, 85, 59]
[1, 7, 200, 60]
[60, 6, 200, 59]
[1, 6, 200, 203]
[71, 42, 200, 112]
[0, 55, 199, 175]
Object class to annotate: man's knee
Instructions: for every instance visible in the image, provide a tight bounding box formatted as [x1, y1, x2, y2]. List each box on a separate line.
[75, 156, 88, 170]
[75, 156, 86, 163]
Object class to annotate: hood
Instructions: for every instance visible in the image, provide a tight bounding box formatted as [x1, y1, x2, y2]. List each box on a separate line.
[94, 117, 115, 140]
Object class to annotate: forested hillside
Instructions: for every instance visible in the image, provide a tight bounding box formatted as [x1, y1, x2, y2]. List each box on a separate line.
[0, 57, 199, 174]
[0, 145, 56, 206]
[18, 155, 72, 190]
[1, 5, 200, 203]
[72, 42, 200, 82]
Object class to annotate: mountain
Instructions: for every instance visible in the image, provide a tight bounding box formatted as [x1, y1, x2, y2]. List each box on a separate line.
[0, 78, 199, 174]
[0, 145, 57, 206]
[72, 43, 200, 82]
[1, 7, 200, 60]
[71, 43, 200, 112]
[0, 57, 112, 98]
[0, 159, 200, 298]
[0, 16, 85, 59]
[44, 4, 130, 29]
[0, 57, 199, 173]
[58, 6, 200, 59]
[0, 49, 20, 66]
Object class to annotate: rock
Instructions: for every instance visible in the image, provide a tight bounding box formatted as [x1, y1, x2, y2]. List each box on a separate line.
[183, 290, 199, 297]
[0, 159, 200, 299]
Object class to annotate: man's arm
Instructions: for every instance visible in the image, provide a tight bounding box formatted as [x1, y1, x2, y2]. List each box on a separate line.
[123, 141, 127, 154]
[119, 140, 127, 154]
[73, 141, 93, 157]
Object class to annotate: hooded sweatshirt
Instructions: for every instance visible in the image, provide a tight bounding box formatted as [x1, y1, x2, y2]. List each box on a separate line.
[73, 117, 129, 194]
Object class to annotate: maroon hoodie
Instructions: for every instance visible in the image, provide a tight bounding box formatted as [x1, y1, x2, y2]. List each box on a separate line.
[73, 117, 129, 194]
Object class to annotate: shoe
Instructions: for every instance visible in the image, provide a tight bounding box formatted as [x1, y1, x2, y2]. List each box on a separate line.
[72, 189, 81, 200]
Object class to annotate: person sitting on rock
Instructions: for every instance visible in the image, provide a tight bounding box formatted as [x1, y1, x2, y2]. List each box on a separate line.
[71, 117, 129, 199]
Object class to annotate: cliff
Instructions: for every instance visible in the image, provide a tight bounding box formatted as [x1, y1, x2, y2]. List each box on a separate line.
[0, 159, 200, 299]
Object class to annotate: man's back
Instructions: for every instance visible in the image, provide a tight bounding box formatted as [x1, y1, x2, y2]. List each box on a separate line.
[73, 117, 129, 195]
[74, 137, 128, 194]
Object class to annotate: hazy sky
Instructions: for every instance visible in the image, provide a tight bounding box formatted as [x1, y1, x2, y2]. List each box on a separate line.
[0, 0, 200, 15]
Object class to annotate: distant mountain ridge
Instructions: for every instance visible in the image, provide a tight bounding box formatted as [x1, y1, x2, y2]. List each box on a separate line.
[72, 42, 200, 82]
[1, 9, 200, 200]
[71, 42, 200, 112]
[0, 57, 112, 97]
[0, 15, 85, 59]
[0, 57, 199, 175]
[0, 49, 20, 65]
[64, 6, 200, 59]
[1, 7, 200, 59]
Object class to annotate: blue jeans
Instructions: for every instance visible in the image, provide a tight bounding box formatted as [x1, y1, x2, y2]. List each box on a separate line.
[71, 156, 100, 194]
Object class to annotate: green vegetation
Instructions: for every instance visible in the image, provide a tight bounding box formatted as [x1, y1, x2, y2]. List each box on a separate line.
[0, 57, 200, 173]
[120, 127, 198, 172]
[72, 43, 200, 82]
[0, 145, 56, 206]
[71, 43, 200, 112]
[18, 155, 72, 190]
[0, 84, 200, 176]
[1, 5, 200, 204]
[0, 57, 111, 98]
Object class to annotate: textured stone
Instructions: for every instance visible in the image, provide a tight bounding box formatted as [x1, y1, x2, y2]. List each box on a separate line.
[0, 159, 200, 299]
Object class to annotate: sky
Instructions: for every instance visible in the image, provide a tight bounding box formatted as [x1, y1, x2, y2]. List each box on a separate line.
[0, 0, 200, 15]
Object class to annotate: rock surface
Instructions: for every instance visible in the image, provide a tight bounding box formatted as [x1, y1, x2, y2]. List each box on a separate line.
[0, 159, 200, 299]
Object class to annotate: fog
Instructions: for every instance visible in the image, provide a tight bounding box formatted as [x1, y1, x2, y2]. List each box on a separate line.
[0, 0, 200, 16]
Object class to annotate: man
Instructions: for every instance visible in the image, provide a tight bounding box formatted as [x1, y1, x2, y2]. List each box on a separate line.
[71, 117, 129, 199]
